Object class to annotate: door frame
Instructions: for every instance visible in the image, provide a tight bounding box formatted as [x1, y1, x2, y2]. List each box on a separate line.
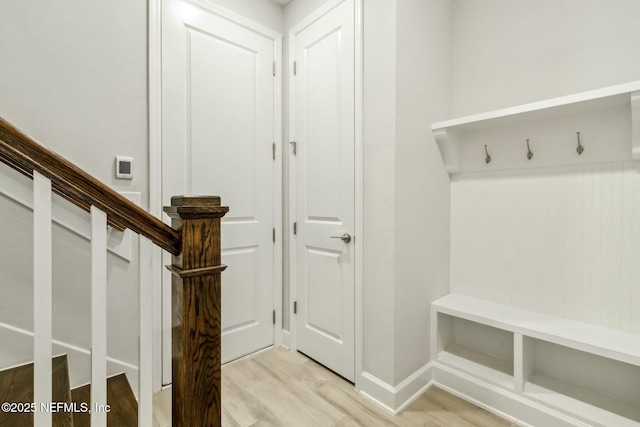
[149, 0, 283, 387]
[287, 0, 364, 389]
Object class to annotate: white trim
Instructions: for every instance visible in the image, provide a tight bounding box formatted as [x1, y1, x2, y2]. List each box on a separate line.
[0, 163, 134, 262]
[153, 1, 284, 382]
[433, 363, 591, 427]
[353, 0, 364, 395]
[287, 26, 297, 353]
[356, 359, 595, 426]
[631, 91, 640, 160]
[273, 35, 284, 348]
[281, 330, 291, 349]
[358, 363, 433, 414]
[148, 0, 164, 393]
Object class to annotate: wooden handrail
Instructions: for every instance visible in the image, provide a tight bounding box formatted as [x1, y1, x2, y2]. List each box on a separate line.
[0, 116, 229, 426]
[0, 116, 181, 255]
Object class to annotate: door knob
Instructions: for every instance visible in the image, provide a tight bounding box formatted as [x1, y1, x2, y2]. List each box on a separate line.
[330, 233, 352, 243]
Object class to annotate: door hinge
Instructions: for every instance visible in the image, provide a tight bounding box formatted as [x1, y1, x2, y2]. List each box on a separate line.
[290, 141, 297, 155]
[293, 301, 297, 314]
[273, 227, 276, 242]
[293, 222, 297, 235]
[293, 61, 297, 76]
[273, 310, 276, 324]
[273, 61, 276, 77]
[272, 142, 276, 160]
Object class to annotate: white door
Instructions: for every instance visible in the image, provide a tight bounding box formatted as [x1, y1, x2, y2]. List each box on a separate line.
[161, 0, 279, 371]
[291, 0, 355, 382]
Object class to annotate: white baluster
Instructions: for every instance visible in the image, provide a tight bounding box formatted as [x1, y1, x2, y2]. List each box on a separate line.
[33, 172, 52, 427]
[91, 206, 107, 427]
[138, 236, 154, 426]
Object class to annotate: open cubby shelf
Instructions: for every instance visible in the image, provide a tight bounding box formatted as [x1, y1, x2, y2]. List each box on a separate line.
[525, 374, 640, 427]
[436, 313, 514, 389]
[432, 294, 640, 427]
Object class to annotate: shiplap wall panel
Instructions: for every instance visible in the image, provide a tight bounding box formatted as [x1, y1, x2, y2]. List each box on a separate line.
[451, 162, 640, 334]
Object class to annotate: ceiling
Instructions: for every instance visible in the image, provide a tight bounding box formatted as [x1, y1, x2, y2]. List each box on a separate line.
[269, 0, 293, 6]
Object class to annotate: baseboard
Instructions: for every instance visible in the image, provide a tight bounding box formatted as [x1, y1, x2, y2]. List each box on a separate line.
[357, 360, 592, 426]
[281, 329, 290, 349]
[0, 322, 139, 396]
[432, 363, 591, 427]
[358, 362, 433, 413]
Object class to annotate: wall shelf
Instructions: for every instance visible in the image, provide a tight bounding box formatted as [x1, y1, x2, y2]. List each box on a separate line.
[431, 81, 640, 175]
[431, 294, 640, 426]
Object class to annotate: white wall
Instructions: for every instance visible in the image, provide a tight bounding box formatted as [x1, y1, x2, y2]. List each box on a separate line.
[452, 162, 640, 335]
[0, 0, 147, 375]
[449, 0, 640, 334]
[284, 0, 328, 28]
[451, 0, 640, 116]
[205, 0, 283, 32]
[362, 0, 398, 386]
[394, 0, 452, 384]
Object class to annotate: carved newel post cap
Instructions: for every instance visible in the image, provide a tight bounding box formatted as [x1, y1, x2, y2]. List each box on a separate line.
[164, 195, 229, 219]
[171, 195, 221, 207]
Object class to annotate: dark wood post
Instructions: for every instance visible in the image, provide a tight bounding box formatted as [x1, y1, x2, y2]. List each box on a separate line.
[163, 196, 229, 427]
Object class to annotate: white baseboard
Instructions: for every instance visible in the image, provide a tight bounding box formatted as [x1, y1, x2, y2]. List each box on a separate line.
[281, 330, 290, 348]
[432, 363, 591, 427]
[356, 360, 592, 427]
[358, 362, 433, 413]
[0, 322, 139, 396]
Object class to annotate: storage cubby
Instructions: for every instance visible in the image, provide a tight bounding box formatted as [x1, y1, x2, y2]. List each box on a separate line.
[523, 338, 640, 426]
[432, 294, 640, 426]
[436, 313, 514, 388]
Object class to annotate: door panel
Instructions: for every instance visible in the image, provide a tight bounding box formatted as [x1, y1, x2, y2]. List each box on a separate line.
[162, 0, 276, 368]
[293, 0, 355, 382]
[306, 247, 343, 340]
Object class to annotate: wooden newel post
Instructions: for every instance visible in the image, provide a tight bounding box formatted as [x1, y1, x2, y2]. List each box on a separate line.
[163, 196, 229, 427]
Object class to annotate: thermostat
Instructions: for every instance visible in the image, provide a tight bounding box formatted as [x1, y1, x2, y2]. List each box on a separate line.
[115, 156, 134, 179]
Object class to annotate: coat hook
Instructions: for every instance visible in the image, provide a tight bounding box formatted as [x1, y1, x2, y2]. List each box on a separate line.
[484, 144, 491, 164]
[526, 139, 533, 160]
[576, 131, 584, 155]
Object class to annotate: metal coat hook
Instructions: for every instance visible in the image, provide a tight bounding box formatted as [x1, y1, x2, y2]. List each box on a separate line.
[526, 139, 533, 160]
[576, 131, 584, 155]
[484, 144, 491, 164]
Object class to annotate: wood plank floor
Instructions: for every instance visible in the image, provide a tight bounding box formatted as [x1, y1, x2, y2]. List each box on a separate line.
[153, 348, 520, 427]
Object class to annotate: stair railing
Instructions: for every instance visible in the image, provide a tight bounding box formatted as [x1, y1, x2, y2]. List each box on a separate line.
[0, 116, 227, 426]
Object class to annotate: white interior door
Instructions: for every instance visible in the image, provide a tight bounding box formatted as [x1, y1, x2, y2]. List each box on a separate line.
[291, 0, 355, 382]
[161, 0, 279, 373]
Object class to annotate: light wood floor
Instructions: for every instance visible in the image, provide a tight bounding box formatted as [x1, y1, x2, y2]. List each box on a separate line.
[153, 347, 520, 427]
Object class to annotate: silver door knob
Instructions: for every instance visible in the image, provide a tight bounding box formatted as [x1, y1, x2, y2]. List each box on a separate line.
[330, 233, 352, 243]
